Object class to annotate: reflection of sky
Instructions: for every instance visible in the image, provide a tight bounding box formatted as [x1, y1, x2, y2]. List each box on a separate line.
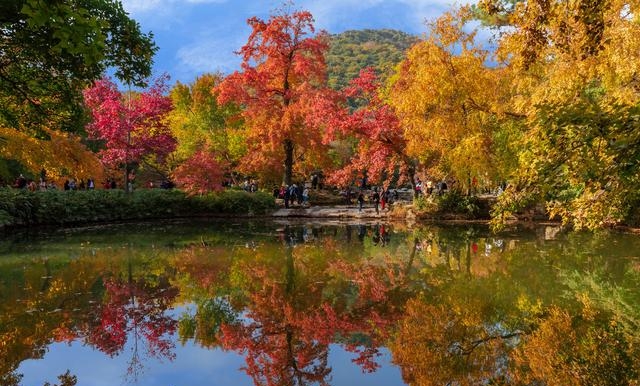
[18, 340, 251, 386]
[18, 342, 403, 386]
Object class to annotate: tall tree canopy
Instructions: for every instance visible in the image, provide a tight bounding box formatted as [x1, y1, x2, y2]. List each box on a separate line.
[217, 7, 331, 185]
[481, 0, 640, 229]
[167, 74, 244, 190]
[0, 0, 156, 134]
[388, 8, 518, 192]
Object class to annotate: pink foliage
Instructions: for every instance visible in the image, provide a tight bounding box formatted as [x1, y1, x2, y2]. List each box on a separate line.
[83, 76, 177, 168]
[85, 277, 178, 361]
[172, 150, 226, 195]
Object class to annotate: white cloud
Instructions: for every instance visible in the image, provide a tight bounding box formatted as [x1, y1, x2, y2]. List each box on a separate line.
[299, 0, 472, 33]
[122, 0, 227, 15]
[176, 37, 243, 76]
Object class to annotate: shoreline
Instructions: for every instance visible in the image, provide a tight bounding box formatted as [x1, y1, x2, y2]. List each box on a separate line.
[3, 202, 639, 234]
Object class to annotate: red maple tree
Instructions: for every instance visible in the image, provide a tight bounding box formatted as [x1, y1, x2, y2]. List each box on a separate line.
[83, 75, 176, 188]
[172, 150, 227, 195]
[217, 8, 331, 185]
[313, 68, 418, 188]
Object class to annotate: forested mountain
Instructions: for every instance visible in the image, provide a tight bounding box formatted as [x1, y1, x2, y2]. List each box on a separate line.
[327, 29, 419, 90]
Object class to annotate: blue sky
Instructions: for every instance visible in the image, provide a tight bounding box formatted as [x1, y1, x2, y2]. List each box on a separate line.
[120, 0, 468, 84]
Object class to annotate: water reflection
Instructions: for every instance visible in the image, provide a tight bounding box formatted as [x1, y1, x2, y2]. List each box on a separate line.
[1, 221, 639, 385]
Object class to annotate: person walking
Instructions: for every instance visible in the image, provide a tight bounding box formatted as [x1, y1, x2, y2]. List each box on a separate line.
[357, 192, 365, 212]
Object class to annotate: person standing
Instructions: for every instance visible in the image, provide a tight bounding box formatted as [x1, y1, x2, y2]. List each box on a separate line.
[415, 178, 422, 197]
[302, 187, 309, 207]
[16, 174, 27, 189]
[372, 188, 380, 214]
[284, 185, 291, 208]
[357, 192, 365, 212]
[296, 184, 303, 205]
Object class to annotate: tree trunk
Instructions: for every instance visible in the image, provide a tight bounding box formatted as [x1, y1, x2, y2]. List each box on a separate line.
[124, 164, 130, 193]
[284, 139, 294, 186]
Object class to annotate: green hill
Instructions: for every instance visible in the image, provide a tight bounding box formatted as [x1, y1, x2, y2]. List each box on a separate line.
[327, 29, 419, 90]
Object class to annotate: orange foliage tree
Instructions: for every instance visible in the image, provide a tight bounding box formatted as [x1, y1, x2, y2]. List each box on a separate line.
[217, 7, 331, 185]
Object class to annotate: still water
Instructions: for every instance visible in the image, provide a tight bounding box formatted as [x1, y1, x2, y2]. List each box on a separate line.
[1, 220, 639, 386]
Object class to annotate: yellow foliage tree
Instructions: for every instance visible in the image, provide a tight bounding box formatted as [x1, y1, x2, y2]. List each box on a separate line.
[0, 127, 104, 185]
[486, 0, 640, 229]
[388, 8, 520, 192]
[167, 74, 245, 169]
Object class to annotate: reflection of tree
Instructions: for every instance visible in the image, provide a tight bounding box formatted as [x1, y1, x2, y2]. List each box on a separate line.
[217, 241, 412, 386]
[221, 246, 331, 386]
[0, 256, 108, 381]
[178, 297, 237, 348]
[513, 306, 639, 386]
[172, 246, 238, 348]
[3, 222, 640, 386]
[0, 249, 180, 385]
[392, 299, 635, 386]
[86, 261, 178, 381]
[390, 226, 640, 386]
[391, 297, 523, 386]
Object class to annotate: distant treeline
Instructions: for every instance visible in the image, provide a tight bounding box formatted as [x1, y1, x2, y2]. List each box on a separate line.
[327, 29, 418, 90]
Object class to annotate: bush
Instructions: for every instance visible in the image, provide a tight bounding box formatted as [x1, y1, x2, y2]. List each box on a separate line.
[436, 190, 481, 217]
[413, 194, 438, 212]
[0, 188, 277, 228]
[411, 191, 483, 218]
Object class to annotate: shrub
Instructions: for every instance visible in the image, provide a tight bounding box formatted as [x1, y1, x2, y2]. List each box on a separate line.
[0, 188, 277, 228]
[413, 195, 438, 213]
[436, 190, 481, 217]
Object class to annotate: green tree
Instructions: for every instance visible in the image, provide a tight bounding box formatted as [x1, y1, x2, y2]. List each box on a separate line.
[0, 0, 156, 134]
[167, 74, 244, 179]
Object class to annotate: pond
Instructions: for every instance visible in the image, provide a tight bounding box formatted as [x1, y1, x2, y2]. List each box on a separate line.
[1, 219, 639, 386]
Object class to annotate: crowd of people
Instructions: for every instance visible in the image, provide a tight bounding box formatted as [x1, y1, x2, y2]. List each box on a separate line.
[7, 169, 182, 192]
[10, 173, 116, 192]
[273, 183, 310, 208]
[8, 169, 503, 213]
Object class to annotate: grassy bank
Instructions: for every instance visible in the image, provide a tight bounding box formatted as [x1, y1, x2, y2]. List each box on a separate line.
[0, 188, 277, 228]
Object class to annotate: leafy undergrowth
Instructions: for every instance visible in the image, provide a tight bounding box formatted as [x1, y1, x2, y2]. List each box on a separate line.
[412, 191, 491, 220]
[0, 188, 276, 228]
